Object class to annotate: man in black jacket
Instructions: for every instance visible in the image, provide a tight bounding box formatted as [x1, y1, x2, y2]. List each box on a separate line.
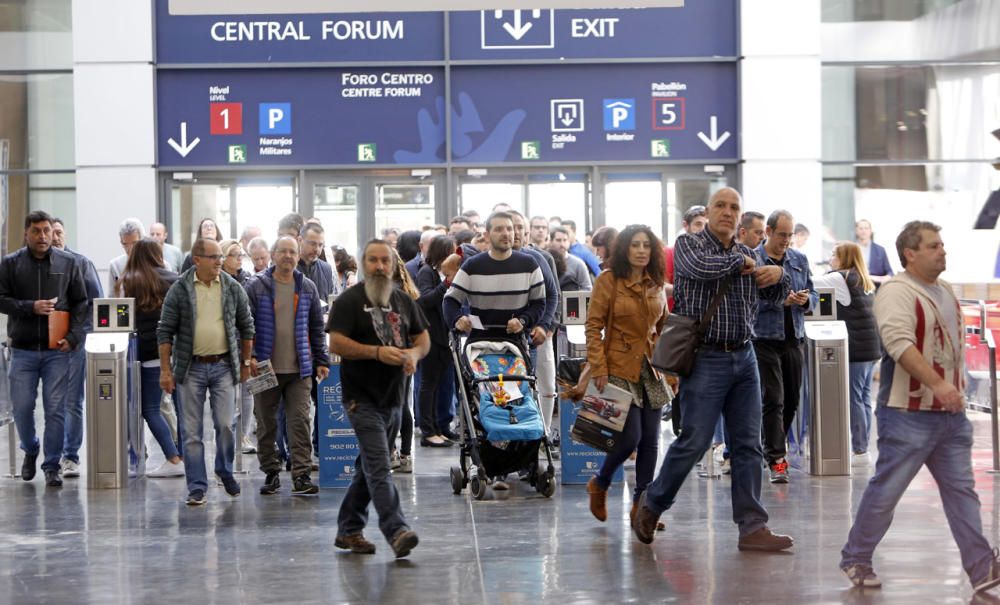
[0, 211, 88, 487]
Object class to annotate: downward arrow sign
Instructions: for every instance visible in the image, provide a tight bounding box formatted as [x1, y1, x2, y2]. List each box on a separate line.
[502, 10, 533, 40]
[697, 116, 731, 151]
[167, 122, 201, 158]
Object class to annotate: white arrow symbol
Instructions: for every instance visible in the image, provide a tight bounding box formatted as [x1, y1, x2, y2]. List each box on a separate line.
[560, 107, 576, 126]
[167, 122, 201, 158]
[501, 9, 534, 40]
[697, 116, 730, 151]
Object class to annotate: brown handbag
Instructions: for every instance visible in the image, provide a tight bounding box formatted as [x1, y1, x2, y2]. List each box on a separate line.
[651, 275, 732, 377]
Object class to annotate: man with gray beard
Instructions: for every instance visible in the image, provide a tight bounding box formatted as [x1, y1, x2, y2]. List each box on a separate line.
[326, 239, 430, 558]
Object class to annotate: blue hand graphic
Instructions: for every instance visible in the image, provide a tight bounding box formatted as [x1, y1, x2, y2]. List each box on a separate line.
[394, 92, 526, 163]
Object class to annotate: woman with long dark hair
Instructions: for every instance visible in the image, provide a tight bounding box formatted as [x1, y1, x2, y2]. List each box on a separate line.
[812, 241, 880, 465]
[584, 224, 670, 527]
[116, 239, 184, 477]
[416, 235, 459, 448]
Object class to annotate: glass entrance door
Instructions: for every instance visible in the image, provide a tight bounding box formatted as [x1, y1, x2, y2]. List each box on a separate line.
[165, 174, 296, 252]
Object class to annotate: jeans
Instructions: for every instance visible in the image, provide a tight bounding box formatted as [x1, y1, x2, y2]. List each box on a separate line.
[338, 402, 409, 541]
[139, 366, 180, 460]
[388, 375, 414, 457]
[9, 348, 70, 472]
[644, 345, 769, 537]
[848, 361, 876, 455]
[62, 346, 86, 463]
[841, 406, 993, 583]
[178, 360, 236, 493]
[596, 399, 661, 500]
[255, 374, 313, 478]
[754, 339, 803, 464]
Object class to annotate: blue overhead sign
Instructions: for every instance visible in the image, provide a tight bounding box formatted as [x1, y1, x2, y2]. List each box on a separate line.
[446, 63, 738, 163]
[155, 1, 444, 63]
[154, 1, 734, 65]
[156, 68, 445, 166]
[448, 2, 736, 60]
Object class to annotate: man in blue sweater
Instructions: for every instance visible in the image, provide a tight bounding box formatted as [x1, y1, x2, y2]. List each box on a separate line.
[245, 236, 330, 497]
[443, 211, 546, 337]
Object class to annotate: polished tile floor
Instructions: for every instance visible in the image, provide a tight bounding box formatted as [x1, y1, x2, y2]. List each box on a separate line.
[2, 411, 1000, 605]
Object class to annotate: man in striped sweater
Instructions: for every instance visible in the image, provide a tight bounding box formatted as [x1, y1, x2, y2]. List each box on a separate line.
[443, 211, 546, 337]
[840, 221, 1000, 593]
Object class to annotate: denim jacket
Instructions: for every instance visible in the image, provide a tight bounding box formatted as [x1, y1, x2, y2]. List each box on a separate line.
[753, 245, 816, 341]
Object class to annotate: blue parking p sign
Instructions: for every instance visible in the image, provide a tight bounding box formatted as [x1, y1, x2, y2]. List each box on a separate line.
[259, 102, 291, 134]
[603, 99, 635, 131]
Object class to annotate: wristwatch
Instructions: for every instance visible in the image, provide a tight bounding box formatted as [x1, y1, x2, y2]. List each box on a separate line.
[242, 359, 252, 367]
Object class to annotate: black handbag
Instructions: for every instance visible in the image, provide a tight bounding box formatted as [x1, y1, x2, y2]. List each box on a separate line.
[651, 276, 732, 377]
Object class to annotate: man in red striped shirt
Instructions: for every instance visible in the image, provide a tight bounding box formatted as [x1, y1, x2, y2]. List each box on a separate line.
[840, 220, 1000, 593]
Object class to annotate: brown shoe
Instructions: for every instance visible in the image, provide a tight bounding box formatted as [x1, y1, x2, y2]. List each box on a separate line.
[737, 526, 794, 552]
[335, 533, 376, 554]
[631, 492, 660, 545]
[586, 477, 607, 522]
[631, 499, 665, 531]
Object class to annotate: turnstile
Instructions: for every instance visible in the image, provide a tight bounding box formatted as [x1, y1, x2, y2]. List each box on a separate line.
[799, 321, 851, 476]
[85, 333, 130, 488]
[85, 298, 143, 488]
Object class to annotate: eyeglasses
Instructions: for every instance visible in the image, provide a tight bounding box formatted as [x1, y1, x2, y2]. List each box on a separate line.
[196, 254, 224, 262]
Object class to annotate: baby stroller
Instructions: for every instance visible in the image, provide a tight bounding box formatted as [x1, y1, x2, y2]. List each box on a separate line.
[449, 327, 556, 500]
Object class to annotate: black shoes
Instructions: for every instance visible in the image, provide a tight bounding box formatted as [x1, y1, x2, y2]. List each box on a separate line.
[21, 452, 37, 481]
[440, 429, 461, 442]
[220, 475, 241, 497]
[291, 475, 319, 496]
[260, 472, 281, 495]
[44, 469, 62, 487]
[186, 490, 207, 506]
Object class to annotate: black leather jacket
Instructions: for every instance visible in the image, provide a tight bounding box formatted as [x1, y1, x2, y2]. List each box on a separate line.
[0, 247, 89, 350]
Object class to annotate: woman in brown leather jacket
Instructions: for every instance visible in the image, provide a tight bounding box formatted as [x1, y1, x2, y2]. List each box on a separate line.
[584, 224, 670, 525]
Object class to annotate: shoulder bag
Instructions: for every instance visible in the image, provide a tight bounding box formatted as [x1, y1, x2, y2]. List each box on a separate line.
[651, 275, 732, 377]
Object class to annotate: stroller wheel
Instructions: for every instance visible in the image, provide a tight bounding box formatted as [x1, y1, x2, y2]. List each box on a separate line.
[450, 466, 464, 495]
[537, 473, 556, 498]
[470, 476, 487, 500]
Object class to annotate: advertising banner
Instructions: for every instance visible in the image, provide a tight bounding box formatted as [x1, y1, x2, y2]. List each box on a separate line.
[318, 364, 360, 489]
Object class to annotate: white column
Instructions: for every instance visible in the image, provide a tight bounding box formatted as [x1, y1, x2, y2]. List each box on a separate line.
[740, 0, 823, 261]
[72, 0, 155, 283]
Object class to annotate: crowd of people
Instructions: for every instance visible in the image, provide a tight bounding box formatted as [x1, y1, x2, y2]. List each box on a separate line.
[0, 190, 998, 590]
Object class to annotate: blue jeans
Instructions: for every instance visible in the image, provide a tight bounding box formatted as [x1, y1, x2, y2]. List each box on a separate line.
[841, 406, 993, 583]
[63, 346, 86, 463]
[178, 360, 236, 493]
[338, 402, 409, 541]
[9, 348, 70, 472]
[140, 366, 180, 460]
[848, 361, 875, 454]
[644, 345, 769, 537]
[596, 401, 661, 500]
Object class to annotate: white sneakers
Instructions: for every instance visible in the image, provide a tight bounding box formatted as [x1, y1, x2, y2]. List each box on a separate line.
[147, 460, 185, 478]
[852, 452, 872, 467]
[60, 459, 80, 478]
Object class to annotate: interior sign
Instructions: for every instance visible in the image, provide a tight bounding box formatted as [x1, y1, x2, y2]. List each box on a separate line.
[210, 19, 404, 42]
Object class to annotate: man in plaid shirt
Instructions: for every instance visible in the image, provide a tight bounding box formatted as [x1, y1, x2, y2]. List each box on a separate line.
[632, 187, 795, 552]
